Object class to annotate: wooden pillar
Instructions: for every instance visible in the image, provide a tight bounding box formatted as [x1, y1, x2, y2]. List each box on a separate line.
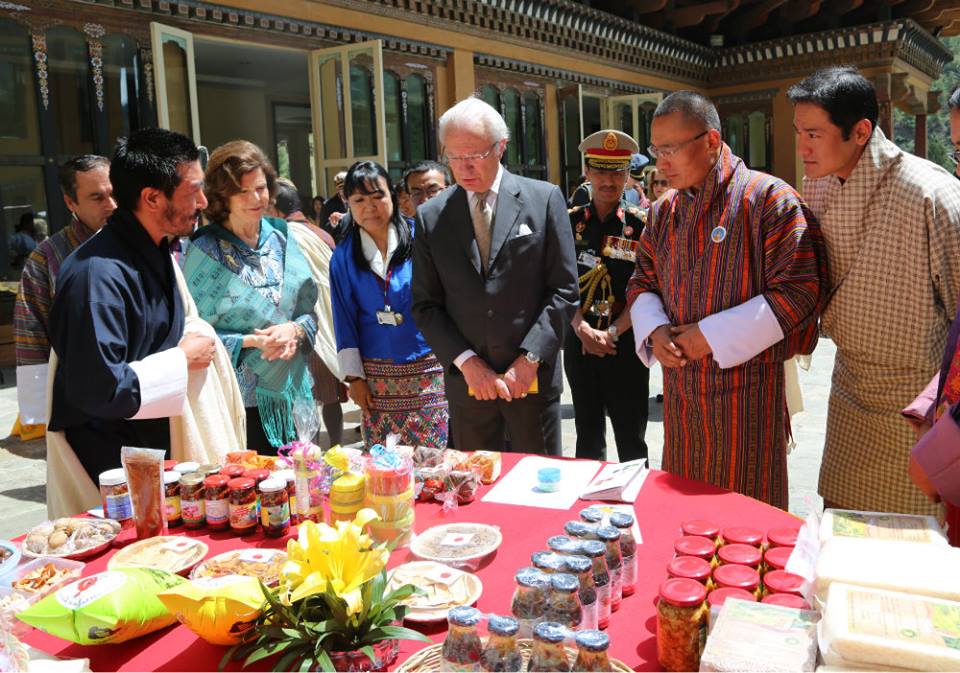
[877, 100, 893, 140]
[445, 49, 476, 110]
[915, 113, 927, 158]
[544, 83, 561, 186]
[771, 89, 800, 188]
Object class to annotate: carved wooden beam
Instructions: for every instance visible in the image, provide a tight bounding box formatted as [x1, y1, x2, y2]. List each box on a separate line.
[898, 0, 937, 13]
[704, 0, 743, 32]
[914, 4, 960, 22]
[783, 0, 822, 22]
[735, 0, 788, 33]
[674, 0, 739, 28]
[823, 0, 865, 16]
[626, 0, 670, 13]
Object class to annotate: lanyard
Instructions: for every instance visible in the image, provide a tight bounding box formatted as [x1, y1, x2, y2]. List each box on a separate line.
[374, 267, 394, 310]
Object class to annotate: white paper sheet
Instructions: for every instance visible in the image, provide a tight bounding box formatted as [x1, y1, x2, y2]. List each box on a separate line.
[481, 456, 602, 510]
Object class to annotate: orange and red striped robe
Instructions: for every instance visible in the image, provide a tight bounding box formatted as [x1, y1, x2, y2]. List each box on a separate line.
[626, 144, 827, 509]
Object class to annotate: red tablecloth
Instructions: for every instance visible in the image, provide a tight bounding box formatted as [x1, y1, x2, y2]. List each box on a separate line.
[19, 453, 799, 671]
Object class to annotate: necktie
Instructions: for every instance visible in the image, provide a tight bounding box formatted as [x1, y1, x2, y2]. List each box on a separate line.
[472, 190, 493, 272]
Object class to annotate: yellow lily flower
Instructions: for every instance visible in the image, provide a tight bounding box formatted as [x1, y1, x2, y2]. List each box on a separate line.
[281, 508, 389, 614]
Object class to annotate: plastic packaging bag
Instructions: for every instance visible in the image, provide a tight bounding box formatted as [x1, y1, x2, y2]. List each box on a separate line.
[156, 575, 265, 645]
[121, 447, 167, 539]
[17, 568, 184, 644]
[820, 509, 947, 546]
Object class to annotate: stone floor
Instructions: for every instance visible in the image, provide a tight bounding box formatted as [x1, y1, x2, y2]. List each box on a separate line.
[0, 340, 836, 539]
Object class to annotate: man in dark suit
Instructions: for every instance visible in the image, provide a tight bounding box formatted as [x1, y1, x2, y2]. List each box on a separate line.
[412, 96, 579, 455]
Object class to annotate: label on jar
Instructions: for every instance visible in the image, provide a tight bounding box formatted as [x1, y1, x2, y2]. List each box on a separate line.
[104, 493, 133, 521]
[206, 498, 229, 525]
[261, 502, 290, 530]
[847, 589, 960, 649]
[165, 495, 181, 522]
[182, 497, 204, 524]
[230, 501, 258, 530]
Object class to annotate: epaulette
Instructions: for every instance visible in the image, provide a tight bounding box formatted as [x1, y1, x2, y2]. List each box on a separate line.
[625, 205, 647, 223]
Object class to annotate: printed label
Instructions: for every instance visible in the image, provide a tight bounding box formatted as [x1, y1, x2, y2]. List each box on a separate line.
[57, 571, 126, 610]
[181, 498, 204, 523]
[104, 493, 132, 521]
[833, 512, 931, 542]
[261, 502, 290, 529]
[205, 498, 229, 524]
[229, 502, 258, 530]
[165, 495, 181, 521]
[848, 589, 960, 651]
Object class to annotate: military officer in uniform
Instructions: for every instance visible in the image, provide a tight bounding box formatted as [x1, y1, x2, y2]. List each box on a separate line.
[564, 130, 650, 464]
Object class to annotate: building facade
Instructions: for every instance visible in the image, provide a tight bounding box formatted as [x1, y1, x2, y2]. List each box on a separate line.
[0, 0, 953, 279]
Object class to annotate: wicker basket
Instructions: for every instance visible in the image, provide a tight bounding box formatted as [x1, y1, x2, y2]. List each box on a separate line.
[396, 638, 633, 672]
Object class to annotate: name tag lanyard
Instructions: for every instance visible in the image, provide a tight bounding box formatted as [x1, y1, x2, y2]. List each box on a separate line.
[374, 267, 403, 326]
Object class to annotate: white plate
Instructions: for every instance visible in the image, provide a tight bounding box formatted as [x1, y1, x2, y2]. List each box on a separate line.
[387, 561, 482, 622]
[409, 523, 502, 570]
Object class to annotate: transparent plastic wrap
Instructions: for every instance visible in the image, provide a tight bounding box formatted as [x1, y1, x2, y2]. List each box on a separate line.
[818, 582, 960, 672]
[819, 509, 947, 546]
[699, 598, 818, 672]
[814, 537, 960, 602]
[21, 519, 120, 559]
[121, 447, 167, 539]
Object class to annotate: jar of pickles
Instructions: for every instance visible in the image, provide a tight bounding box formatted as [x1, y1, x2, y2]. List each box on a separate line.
[163, 471, 182, 528]
[564, 520, 598, 540]
[228, 477, 258, 535]
[259, 478, 290, 538]
[706, 587, 755, 628]
[761, 593, 810, 610]
[203, 474, 230, 532]
[174, 461, 199, 475]
[667, 556, 713, 587]
[512, 567, 550, 638]
[609, 512, 637, 597]
[243, 468, 271, 516]
[545, 572, 582, 629]
[712, 564, 761, 599]
[563, 555, 598, 630]
[98, 468, 133, 529]
[442, 606, 483, 672]
[716, 543, 762, 571]
[480, 614, 523, 672]
[721, 526, 763, 548]
[657, 578, 707, 672]
[766, 526, 799, 549]
[681, 519, 720, 545]
[596, 526, 623, 612]
[179, 473, 205, 529]
[580, 540, 611, 630]
[272, 469, 298, 525]
[221, 464, 245, 479]
[574, 630, 612, 672]
[528, 621, 570, 673]
[762, 570, 806, 598]
[674, 535, 717, 565]
[764, 546, 792, 573]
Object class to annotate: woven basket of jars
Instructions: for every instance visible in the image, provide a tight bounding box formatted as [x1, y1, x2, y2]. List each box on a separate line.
[395, 638, 633, 672]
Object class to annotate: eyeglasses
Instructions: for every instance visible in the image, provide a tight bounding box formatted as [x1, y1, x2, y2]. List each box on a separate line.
[652, 179, 669, 187]
[647, 130, 709, 160]
[950, 149, 960, 165]
[410, 185, 445, 200]
[442, 143, 499, 165]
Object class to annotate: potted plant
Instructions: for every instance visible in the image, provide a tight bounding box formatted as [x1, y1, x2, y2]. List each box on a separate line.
[224, 509, 430, 672]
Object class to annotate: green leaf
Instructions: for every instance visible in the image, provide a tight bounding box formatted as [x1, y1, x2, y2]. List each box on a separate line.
[273, 645, 309, 673]
[315, 649, 335, 673]
[244, 640, 292, 667]
[361, 645, 377, 663]
[301, 653, 321, 673]
[374, 624, 434, 643]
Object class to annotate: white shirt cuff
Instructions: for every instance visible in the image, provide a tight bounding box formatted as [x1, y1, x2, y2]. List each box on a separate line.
[698, 295, 785, 369]
[16, 363, 48, 425]
[128, 347, 188, 419]
[337, 348, 365, 380]
[629, 293, 670, 368]
[454, 350, 478, 371]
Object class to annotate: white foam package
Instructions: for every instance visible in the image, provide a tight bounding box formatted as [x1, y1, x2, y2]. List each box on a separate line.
[699, 598, 819, 672]
[819, 582, 960, 672]
[819, 509, 947, 546]
[814, 537, 960, 602]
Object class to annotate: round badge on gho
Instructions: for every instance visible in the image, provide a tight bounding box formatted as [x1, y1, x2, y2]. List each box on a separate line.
[711, 225, 727, 243]
[623, 226, 634, 237]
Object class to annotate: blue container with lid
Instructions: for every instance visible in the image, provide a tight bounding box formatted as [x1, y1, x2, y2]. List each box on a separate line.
[537, 467, 562, 492]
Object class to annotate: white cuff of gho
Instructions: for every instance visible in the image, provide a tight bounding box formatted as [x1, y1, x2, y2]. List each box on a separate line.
[128, 347, 188, 419]
[16, 363, 48, 425]
[454, 349, 478, 371]
[630, 293, 670, 368]
[698, 295, 785, 369]
[337, 348, 365, 381]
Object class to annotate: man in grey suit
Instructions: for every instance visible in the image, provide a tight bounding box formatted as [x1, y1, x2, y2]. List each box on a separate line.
[412, 97, 579, 455]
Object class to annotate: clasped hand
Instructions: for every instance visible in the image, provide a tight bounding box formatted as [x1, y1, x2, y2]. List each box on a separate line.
[248, 322, 301, 361]
[462, 354, 537, 402]
[650, 323, 712, 368]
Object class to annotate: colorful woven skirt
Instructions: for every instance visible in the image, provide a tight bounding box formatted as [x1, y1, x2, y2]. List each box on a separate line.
[361, 353, 448, 448]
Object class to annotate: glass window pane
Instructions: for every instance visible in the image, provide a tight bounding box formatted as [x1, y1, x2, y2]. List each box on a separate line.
[503, 88, 521, 167]
[748, 110, 767, 169]
[384, 71, 402, 163]
[274, 103, 313, 198]
[582, 95, 602, 137]
[561, 93, 581, 193]
[0, 19, 40, 155]
[103, 34, 141, 149]
[0, 166, 47, 278]
[156, 32, 193, 140]
[316, 54, 345, 161]
[639, 105, 655, 158]
[522, 92, 541, 169]
[480, 84, 499, 110]
[612, 101, 633, 138]
[349, 53, 376, 157]
[406, 74, 428, 162]
[47, 26, 94, 156]
[725, 114, 743, 157]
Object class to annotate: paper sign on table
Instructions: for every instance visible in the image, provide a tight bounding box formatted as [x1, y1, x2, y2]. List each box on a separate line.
[579, 459, 648, 502]
[481, 456, 601, 510]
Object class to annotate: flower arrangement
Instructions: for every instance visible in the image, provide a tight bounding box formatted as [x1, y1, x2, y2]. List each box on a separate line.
[224, 509, 430, 672]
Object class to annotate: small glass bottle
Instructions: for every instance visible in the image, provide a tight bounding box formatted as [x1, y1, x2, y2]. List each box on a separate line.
[657, 578, 707, 672]
[442, 606, 483, 672]
[574, 629, 613, 672]
[528, 621, 571, 673]
[98, 468, 133, 529]
[480, 614, 523, 672]
[512, 566, 551, 638]
[179, 472, 206, 529]
[228, 477, 258, 535]
[563, 555, 598, 630]
[609, 512, 637, 597]
[564, 520, 598, 540]
[545, 572, 583, 630]
[596, 526, 623, 612]
[532, 550, 567, 575]
[259, 478, 291, 538]
[203, 474, 230, 531]
[580, 507, 605, 526]
[163, 471, 182, 528]
[580, 540, 611, 629]
[548, 535, 579, 555]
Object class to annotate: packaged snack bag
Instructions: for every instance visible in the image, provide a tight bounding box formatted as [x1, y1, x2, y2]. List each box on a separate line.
[157, 575, 265, 645]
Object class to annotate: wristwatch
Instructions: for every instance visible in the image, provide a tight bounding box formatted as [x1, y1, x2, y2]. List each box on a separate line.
[607, 325, 619, 342]
[524, 350, 541, 365]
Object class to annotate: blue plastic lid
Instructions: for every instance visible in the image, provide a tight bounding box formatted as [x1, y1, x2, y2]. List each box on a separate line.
[533, 621, 567, 643]
[531, 551, 566, 572]
[580, 507, 605, 523]
[564, 521, 596, 538]
[447, 606, 482, 627]
[580, 540, 606, 557]
[596, 525, 621, 541]
[547, 535, 577, 553]
[562, 555, 592, 574]
[609, 512, 635, 528]
[537, 467, 561, 483]
[550, 572, 579, 592]
[575, 629, 610, 652]
[487, 614, 519, 636]
[515, 566, 551, 588]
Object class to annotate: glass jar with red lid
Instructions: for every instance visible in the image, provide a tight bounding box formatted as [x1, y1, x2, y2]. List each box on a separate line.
[766, 526, 800, 548]
[706, 587, 756, 627]
[221, 464, 245, 479]
[721, 526, 763, 548]
[163, 459, 178, 473]
[203, 474, 231, 531]
[681, 519, 720, 544]
[717, 543, 762, 570]
[762, 570, 806, 598]
[228, 477, 258, 535]
[667, 556, 712, 586]
[762, 593, 810, 610]
[243, 468, 271, 515]
[657, 578, 707, 672]
[764, 545, 792, 573]
[673, 535, 717, 565]
[712, 564, 761, 598]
